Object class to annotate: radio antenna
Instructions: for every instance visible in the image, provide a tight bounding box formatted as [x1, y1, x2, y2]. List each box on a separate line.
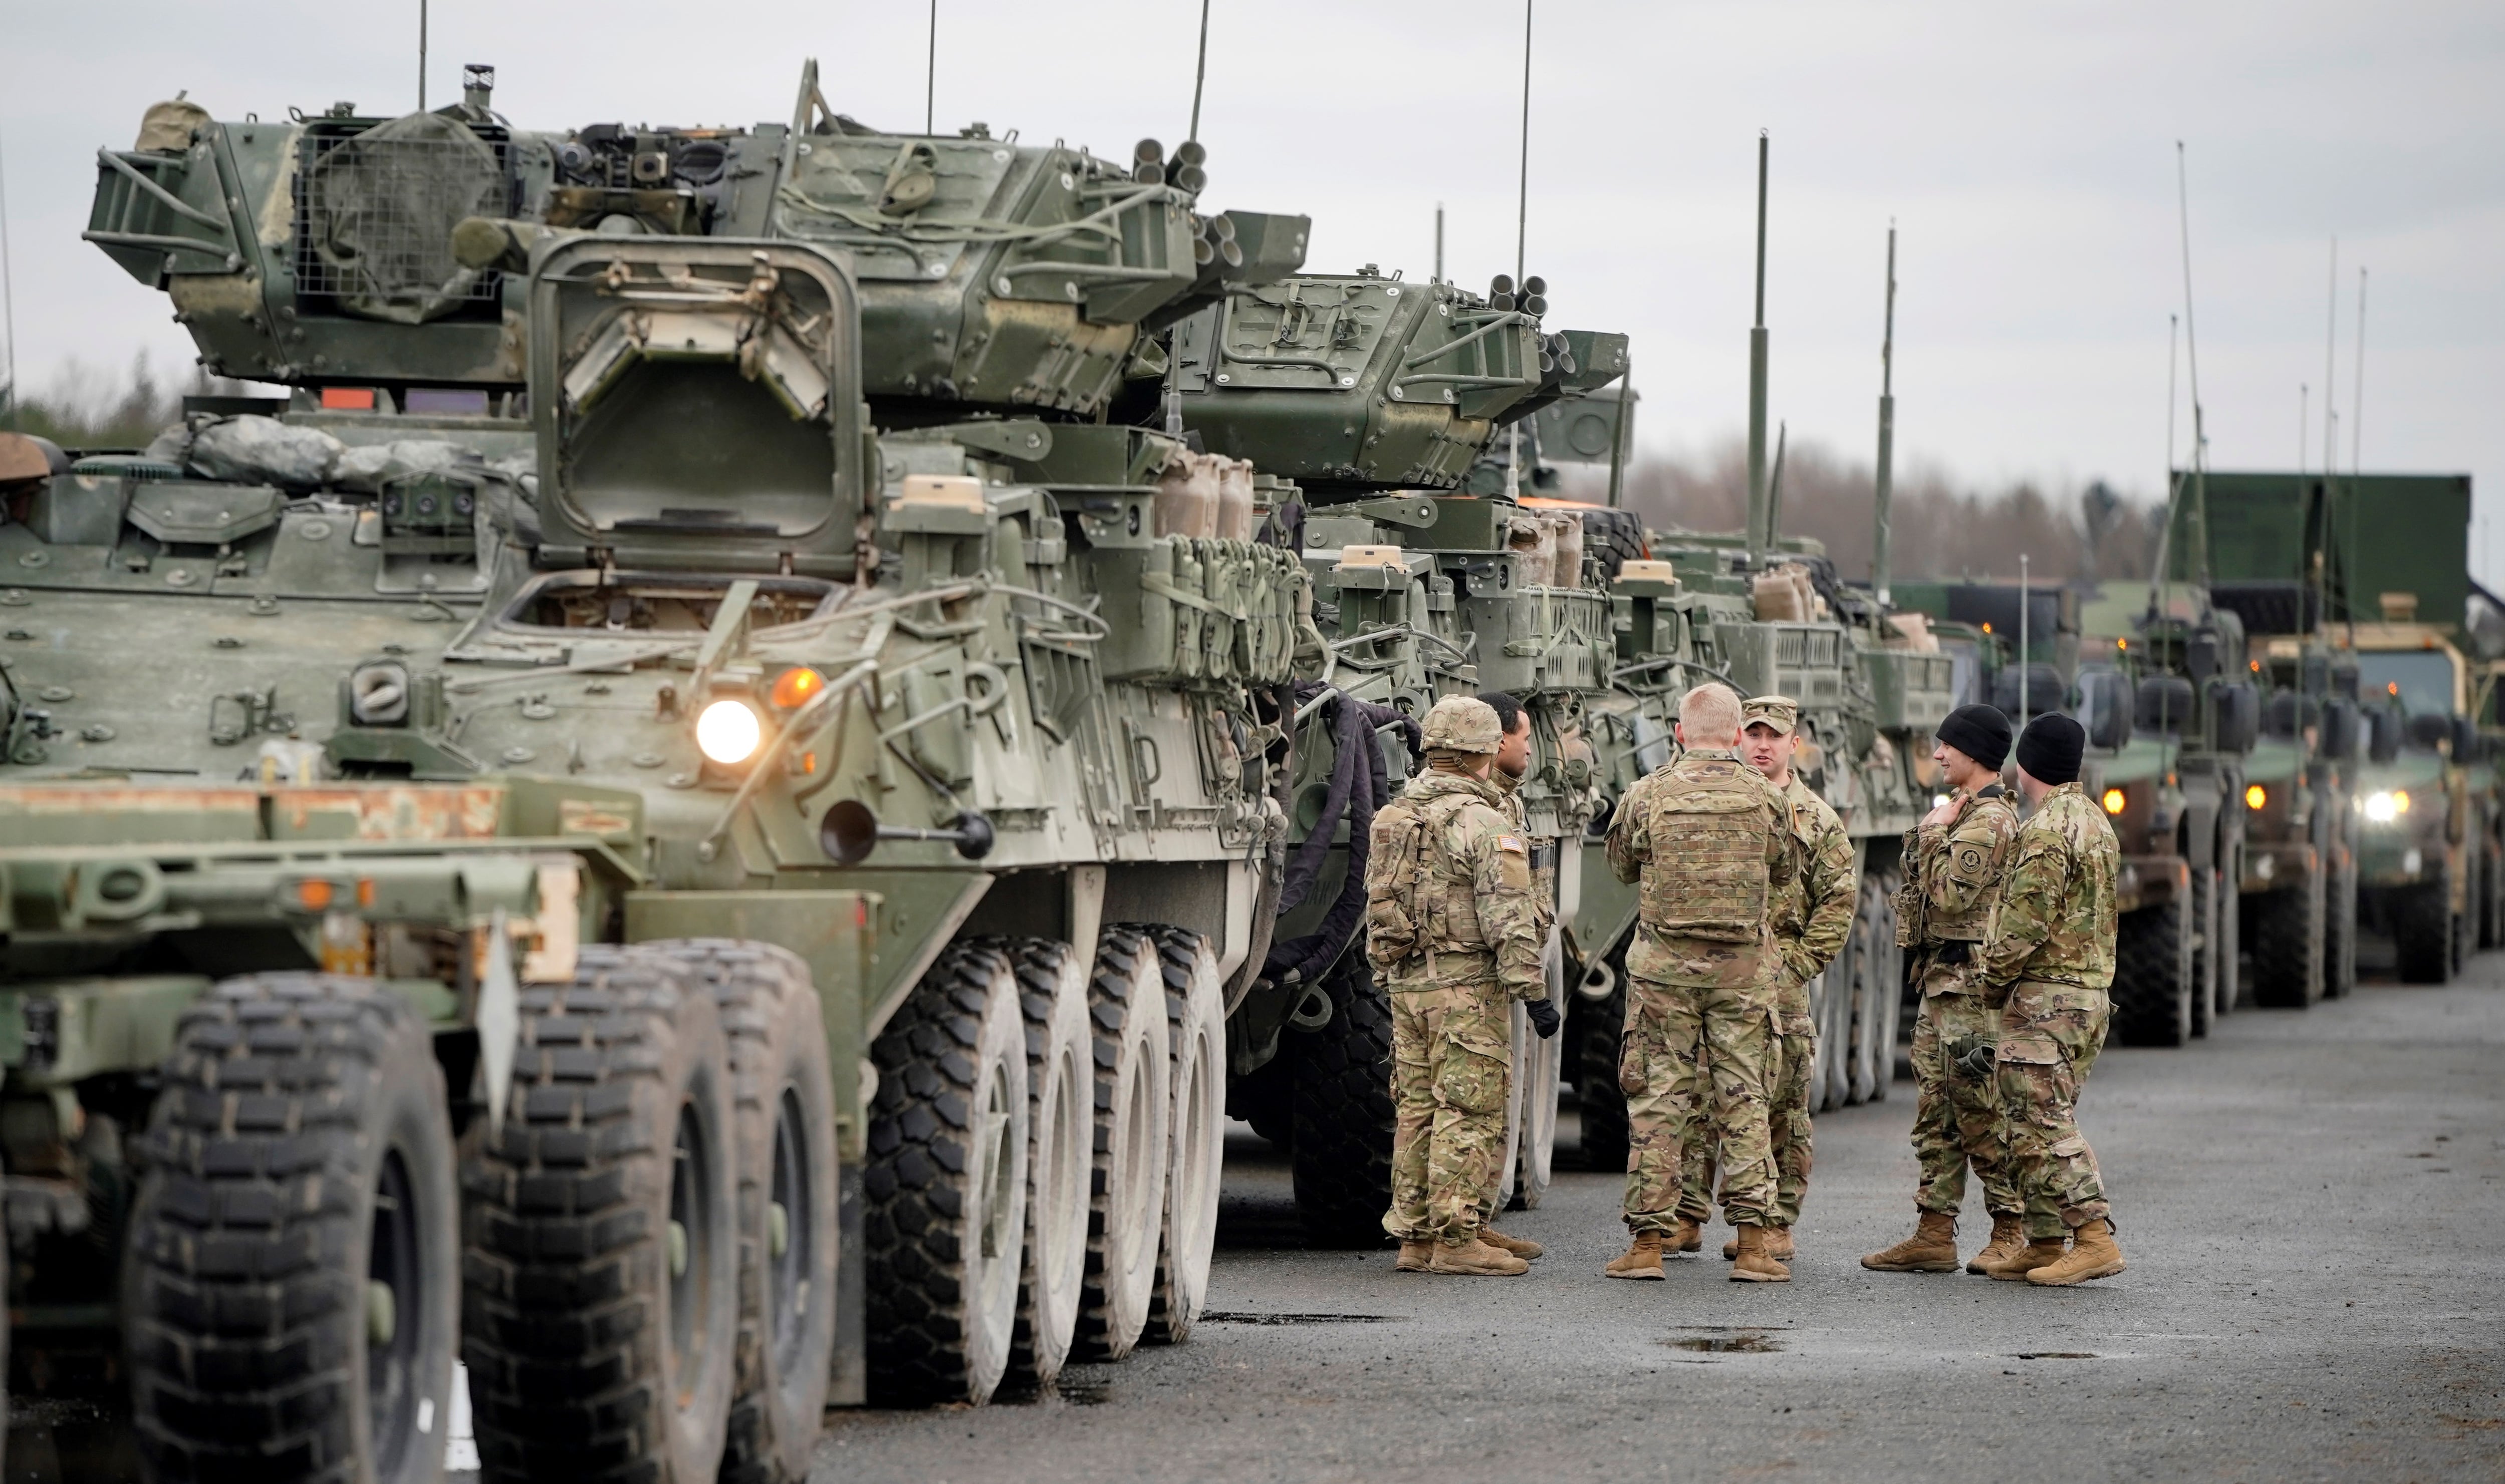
[1507, 0, 1534, 501]
[925, 0, 938, 135]
[1873, 221, 1897, 607]
[418, 0, 428, 110]
[0, 124, 16, 432]
[1188, 0, 1212, 142]
[2175, 140, 2213, 600]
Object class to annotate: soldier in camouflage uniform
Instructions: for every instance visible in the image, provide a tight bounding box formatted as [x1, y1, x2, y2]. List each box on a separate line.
[1365, 696, 1559, 1277]
[1603, 683, 1797, 1282]
[1975, 714, 2126, 1286]
[1864, 702, 2030, 1276]
[1674, 696, 1857, 1263]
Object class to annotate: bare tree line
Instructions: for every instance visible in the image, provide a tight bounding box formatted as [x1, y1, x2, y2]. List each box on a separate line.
[1564, 436, 2165, 585]
[0, 352, 242, 449]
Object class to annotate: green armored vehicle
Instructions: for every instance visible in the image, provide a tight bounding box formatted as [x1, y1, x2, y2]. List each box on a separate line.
[12, 60, 1385, 1480]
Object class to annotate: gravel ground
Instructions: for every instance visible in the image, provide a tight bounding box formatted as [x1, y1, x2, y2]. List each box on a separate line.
[810, 959, 2505, 1483]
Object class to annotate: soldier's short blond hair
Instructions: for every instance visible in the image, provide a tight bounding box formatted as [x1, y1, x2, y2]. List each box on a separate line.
[1678, 683, 1742, 746]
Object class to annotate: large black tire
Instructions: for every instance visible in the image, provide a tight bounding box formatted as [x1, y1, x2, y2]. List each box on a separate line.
[1573, 947, 1630, 1169]
[2324, 847, 2360, 999]
[972, 936, 1090, 1386]
[2397, 873, 2454, 983]
[2189, 865, 2221, 1035]
[1288, 954, 1395, 1249]
[866, 941, 1030, 1404]
[1849, 869, 1903, 1103]
[128, 974, 457, 1484]
[1073, 927, 1168, 1361]
[465, 945, 738, 1483]
[646, 942, 836, 1484]
[1140, 926, 1224, 1345]
[2249, 863, 2327, 1008]
[2114, 898, 2195, 1046]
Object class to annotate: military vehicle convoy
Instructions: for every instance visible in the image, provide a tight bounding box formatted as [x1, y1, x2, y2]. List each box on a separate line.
[1, 56, 1685, 1477]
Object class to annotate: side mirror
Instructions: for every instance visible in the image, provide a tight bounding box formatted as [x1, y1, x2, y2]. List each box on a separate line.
[2210, 681, 2260, 754]
[2075, 668, 2133, 752]
[2369, 707, 2403, 765]
[2135, 675, 2196, 735]
[2317, 699, 2359, 762]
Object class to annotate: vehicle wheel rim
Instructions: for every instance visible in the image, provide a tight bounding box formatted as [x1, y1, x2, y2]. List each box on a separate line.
[1045, 1041, 1090, 1303]
[976, 1059, 1021, 1323]
[768, 1087, 815, 1378]
[669, 1103, 719, 1417]
[1118, 1046, 1158, 1262]
[366, 1147, 422, 1477]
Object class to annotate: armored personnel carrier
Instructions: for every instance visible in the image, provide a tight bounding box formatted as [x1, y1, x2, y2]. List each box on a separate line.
[8, 59, 1407, 1481]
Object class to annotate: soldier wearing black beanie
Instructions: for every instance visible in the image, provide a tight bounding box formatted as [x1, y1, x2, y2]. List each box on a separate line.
[1934, 703, 2013, 772]
[2014, 713, 2086, 787]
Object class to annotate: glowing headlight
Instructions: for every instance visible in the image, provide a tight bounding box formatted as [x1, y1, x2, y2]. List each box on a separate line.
[2103, 788, 2127, 815]
[2363, 790, 2404, 823]
[696, 698, 764, 765]
[2245, 783, 2267, 810]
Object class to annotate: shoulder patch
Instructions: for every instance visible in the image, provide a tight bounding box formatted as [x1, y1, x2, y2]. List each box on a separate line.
[1496, 834, 1528, 854]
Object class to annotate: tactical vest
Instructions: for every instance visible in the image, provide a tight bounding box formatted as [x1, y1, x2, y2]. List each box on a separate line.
[1641, 761, 1775, 944]
[1365, 791, 1490, 967]
[1902, 792, 2014, 946]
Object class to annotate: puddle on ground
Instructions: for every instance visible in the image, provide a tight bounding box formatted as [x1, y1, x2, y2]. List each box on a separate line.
[1665, 1329, 1784, 1354]
[1198, 1311, 1401, 1325]
[2014, 1351, 2098, 1360]
[1053, 1380, 1113, 1406]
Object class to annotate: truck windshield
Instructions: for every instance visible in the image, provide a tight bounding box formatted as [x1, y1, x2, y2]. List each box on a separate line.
[2357, 652, 2456, 718]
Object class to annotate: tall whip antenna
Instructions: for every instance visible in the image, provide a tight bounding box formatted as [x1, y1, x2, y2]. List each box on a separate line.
[418, 0, 429, 110]
[1188, 0, 1211, 142]
[2350, 267, 2368, 476]
[1873, 221, 1897, 607]
[925, 1, 938, 135]
[0, 125, 17, 432]
[1744, 132, 1772, 562]
[2175, 141, 2212, 598]
[2322, 239, 2340, 481]
[2147, 313, 2179, 621]
[1507, 0, 1534, 501]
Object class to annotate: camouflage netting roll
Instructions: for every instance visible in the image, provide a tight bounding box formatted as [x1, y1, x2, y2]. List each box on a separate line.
[305, 112, 505, 325]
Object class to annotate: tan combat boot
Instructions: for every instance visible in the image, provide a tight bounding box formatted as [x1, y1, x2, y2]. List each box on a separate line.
[1426, 1235, 1529, 1276]
[1671, 1217, 1705, 1255]
[1722, 1226, 1796, 1261]
[1605, 1230, 1666, 1280]
[1985, 1233, 2070, 1281]
[1861, 1212, 1959, 1273]
[1965, 1215, 2025, 1276]
[1730, 1224, 1790, 1282]
[1395, 1240, 1433, 1273]
[2026, 1219, 2125, 1286]
[1478, 1228, 1544, 1261]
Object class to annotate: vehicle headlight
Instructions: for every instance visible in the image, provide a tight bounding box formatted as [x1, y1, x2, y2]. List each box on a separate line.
[696, 698, 764, 765]
[2244, 783, 2267, 810]
[2363, 789, 2405, 823]
[2103, 788, 2127, 815]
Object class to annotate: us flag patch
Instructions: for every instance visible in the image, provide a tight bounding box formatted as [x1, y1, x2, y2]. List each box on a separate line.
[1496, 834, 1527, 854]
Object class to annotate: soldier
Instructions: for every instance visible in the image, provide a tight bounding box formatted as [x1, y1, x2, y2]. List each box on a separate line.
[1674, 696, 1858, 1263]
[1975, 713, 2126, 1285]
[1863, 702, 2028, 1275]
[1603, 683, 1797, 1282]
[1366, 696, 1560, 1277]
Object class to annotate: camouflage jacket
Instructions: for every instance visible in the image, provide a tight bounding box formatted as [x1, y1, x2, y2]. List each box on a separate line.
[1979, 782, 2120, 993]
[1363, 770, 1547, 999]
[1607, 747, 1793, 987]
[1490, 768, 1558, 941]
[1897, 784, 2019, 953]
[1776, 773, 1858, 994]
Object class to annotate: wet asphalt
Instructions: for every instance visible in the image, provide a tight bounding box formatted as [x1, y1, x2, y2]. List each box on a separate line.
[812, 949, 2505, 1484]
[8, 951, 2498, 1481]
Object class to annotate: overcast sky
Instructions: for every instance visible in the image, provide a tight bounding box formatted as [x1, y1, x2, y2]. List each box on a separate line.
[5, 2, 2499, 575]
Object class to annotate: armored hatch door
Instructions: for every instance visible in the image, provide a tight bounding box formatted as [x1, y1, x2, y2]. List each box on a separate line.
[771, 133, 1020, 284]
[528, 236, 865, 577]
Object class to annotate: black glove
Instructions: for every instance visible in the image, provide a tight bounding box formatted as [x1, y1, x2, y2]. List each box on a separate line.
[1948, 1033, 1998, 1082]
[1526, 996, 1561, 1040]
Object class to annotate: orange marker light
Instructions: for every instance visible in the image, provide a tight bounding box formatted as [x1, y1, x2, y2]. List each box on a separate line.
[357, 877, 377, 908]
[1981, 622, 1992, 634]
[2389, 682, 2401, 696]
[770, 666, 826, 709]
[2249, 659, 2262, 672]
[320, 387, 378, 411]
[2102, 788, 2127, 815]
[296, 879, 335, 911]
[2393, 789, 2411, 814]
[2245, 783, 2267, 810]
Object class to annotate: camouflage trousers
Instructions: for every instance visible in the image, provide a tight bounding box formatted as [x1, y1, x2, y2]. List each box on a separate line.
[1675, 1023, 1815, 1228]
[1995, 981, 2112, 1241]
[1384, 980, 1514, 1244]
[1622, 972, 1778, 1231]
[1907, 990, 2020, 1219]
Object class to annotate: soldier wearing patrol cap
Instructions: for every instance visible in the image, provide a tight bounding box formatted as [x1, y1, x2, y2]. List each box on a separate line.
[1673, 696, 1857, 1263]
[1364, 695, 1558, 1276]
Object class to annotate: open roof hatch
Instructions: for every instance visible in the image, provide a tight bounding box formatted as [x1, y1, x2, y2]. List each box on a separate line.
[528, 237, 865, 576]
